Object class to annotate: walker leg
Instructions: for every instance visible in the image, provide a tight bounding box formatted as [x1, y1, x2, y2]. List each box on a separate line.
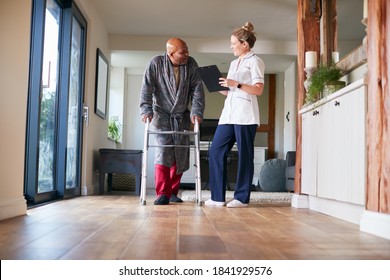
[194, 119, 202, 206]
[141, 119, 203, 206]
[140, 119, 150, 205]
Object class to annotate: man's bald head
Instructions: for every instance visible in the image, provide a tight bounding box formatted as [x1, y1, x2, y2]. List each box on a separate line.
[166, 38, 187, 53]
[166, 38, 189, 66]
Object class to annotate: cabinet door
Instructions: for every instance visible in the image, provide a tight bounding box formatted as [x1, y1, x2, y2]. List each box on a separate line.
[350, 86, 366, 205]
[301, 109, 320, 195]
[317, 94, 352, 201]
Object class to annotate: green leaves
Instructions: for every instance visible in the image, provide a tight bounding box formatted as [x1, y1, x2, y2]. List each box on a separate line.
[108, 117, 121, 143]
[306, 63, 343, 104]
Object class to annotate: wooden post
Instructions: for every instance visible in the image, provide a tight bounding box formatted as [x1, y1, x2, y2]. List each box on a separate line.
[322, 0, 337, 65]
[366, 0, 390, 213]
[295, 0, 321, 193]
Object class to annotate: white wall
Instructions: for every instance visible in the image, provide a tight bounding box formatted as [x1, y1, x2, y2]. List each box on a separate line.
[124, 72, 156, 188]
[108, 67, 125, 143]
[75, 0, 115, 194]
[124, 73, 144, 149]
[283, 62, 297, 158]
[0, 0, 31, 220]
[275, 73, 286, 159]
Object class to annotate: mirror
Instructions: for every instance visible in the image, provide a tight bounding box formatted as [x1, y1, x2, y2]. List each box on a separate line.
[336, 0, 366, 58]
[322, 0, 367, 73]
[95, 48, 109, 119]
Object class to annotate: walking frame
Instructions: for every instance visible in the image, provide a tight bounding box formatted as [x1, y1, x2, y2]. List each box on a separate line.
[140, 118, 202, 205]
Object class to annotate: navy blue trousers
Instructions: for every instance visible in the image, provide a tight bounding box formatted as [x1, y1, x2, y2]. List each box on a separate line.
[208, 124, 257, 203]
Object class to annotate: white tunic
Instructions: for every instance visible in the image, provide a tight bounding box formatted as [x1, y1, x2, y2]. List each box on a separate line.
[218, 51, 265, 126]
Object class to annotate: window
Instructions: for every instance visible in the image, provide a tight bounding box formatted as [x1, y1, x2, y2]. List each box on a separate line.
[25, 0, 87, 204]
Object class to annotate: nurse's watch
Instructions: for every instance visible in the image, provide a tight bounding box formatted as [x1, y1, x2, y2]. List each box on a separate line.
[237, 83, 242, 89]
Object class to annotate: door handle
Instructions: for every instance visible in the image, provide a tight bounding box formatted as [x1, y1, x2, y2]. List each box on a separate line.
[83, 106, 89, 127]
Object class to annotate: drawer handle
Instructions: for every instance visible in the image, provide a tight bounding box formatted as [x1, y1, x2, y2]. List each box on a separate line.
[312, 110, 320, 116]
[335, 101, 340, 106]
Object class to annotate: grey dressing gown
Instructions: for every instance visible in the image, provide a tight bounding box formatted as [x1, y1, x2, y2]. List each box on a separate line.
[140, 53, 205, 174]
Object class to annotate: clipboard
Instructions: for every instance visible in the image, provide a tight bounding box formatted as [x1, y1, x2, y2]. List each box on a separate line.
[198, 65, 229, 92]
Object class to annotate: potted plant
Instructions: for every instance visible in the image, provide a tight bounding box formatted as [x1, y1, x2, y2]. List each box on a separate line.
[306, 63, 345, 104]
[108, 117, 121, 143]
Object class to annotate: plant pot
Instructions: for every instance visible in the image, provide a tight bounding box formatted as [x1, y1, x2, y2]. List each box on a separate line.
[323, 81, 346, 96]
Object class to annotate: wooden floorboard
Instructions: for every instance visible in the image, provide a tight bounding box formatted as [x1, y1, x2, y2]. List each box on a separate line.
[0, 194, 390, 260]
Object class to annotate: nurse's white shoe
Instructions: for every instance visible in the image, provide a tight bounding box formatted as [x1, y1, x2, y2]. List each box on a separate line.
[226, 199, 248, 208]
[204, 199, 225, 207]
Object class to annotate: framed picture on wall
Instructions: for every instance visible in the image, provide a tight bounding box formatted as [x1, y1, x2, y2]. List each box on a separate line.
[95, 48, 109, 119]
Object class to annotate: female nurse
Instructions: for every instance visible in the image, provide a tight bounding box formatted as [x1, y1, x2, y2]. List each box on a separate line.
[205, 22, 265, 208]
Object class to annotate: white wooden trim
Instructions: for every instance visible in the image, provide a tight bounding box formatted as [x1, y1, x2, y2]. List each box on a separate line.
[360, 210, 390, 240]
[309, 195, 364, 225]
[0, 197, 27, 220]
[291, 193, 309, 208]
[81, 185, 100, 196]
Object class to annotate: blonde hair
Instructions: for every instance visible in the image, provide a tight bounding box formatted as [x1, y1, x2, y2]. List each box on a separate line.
[232, 22, 256, 49]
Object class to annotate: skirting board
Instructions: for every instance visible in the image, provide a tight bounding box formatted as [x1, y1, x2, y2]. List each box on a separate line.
[291, 194, 309, 208]
[360, 210, 390, 240]
[0, 197, 27, 220]
[308, 195, 364, 225]
[81, 185, 100, 196]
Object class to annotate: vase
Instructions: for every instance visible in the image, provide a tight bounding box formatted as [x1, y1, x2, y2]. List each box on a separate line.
[323, 81, 346, 97]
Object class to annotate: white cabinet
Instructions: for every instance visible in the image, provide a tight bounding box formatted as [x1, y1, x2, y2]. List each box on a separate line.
[300, 79, 366, 205]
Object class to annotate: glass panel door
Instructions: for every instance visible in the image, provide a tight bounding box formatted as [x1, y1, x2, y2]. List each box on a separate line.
[65, 17, 83, 190]
[25, 0, 87, 204]
[38, 0, 61, 194]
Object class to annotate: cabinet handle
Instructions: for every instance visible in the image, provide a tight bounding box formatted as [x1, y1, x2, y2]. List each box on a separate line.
[335, 101, 340, 106]
[312, 110, 319, 116]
